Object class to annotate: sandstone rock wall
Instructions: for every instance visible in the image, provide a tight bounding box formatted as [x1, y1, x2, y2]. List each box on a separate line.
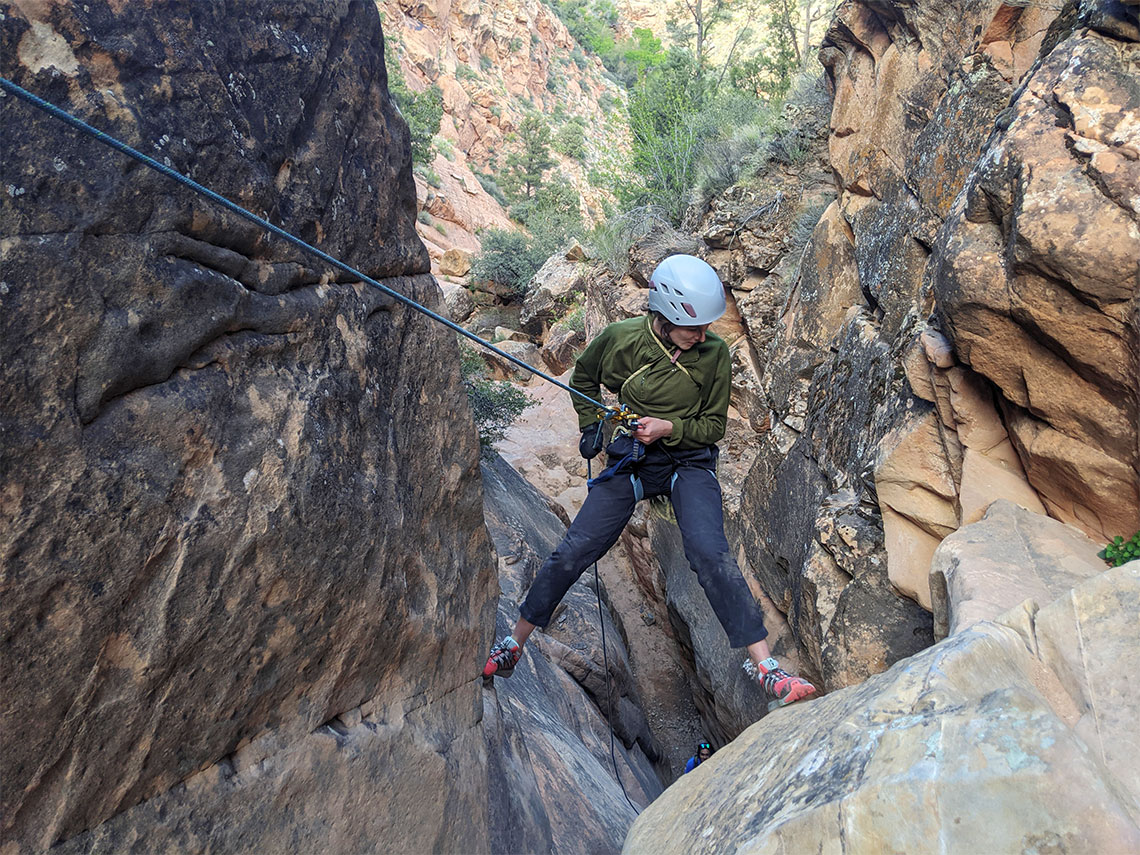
[712, 0, 1138, 705]
[480, 453, 664, 853]
[1, 2, 497, 851]
[932, 20, 1140, 540]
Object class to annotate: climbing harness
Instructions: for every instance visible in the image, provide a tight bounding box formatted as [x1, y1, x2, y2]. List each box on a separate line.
[0, 77, 629, 427]
[3, 76, 645, 813]
[586, 404, 645, 501]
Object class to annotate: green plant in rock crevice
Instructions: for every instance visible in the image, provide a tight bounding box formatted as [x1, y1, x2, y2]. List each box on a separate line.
[1100, 531, 1140, 566]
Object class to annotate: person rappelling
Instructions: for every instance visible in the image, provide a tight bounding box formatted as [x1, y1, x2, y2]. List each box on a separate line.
[482, 254, 818, 712]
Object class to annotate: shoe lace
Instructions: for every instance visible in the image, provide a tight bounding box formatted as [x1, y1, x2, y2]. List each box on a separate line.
[743, 661, 792, 696]
[491, 642, 516, 664]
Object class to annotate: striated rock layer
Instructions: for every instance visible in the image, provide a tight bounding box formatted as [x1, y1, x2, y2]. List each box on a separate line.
[1, 2, 496, 852]
[481, 453, 664, 853]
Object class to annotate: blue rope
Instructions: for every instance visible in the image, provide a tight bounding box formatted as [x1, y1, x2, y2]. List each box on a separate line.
[0, 76, 616, 418]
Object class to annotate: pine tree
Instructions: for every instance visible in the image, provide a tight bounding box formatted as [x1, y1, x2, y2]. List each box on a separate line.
[503, 115, 555, 200]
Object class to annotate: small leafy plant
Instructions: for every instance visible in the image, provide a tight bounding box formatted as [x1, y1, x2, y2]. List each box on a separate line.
[1100, 531, 1140, 567]
[459, 344, 535, 452]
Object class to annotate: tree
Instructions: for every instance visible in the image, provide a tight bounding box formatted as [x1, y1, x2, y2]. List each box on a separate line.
[503, 115, 555, 199]
[554, 120, 586, 160]
[626, 49, 710, 223]
[669, 0, 733, 74]
[765, 0, 840, 71]
[385, 41, 443, 164]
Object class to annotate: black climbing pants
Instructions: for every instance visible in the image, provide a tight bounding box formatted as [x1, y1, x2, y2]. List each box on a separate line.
[519, 435, 768, 648]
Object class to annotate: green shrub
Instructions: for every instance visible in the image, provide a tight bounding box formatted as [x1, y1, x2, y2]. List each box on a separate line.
[480, 54, 493, 71]
[585, 205, 692, 276]
[387, 63, 442, 165]
[460, 344, 535, 450]
[435, 222, 447, 234]
[554, 304, 586, 334]
[470, 230, 543, 296]
[456, 64, 479, 82]
[475, 172, 509, 207]
[416, 166, 441, 188]
[417, 210, 433, 224]
[1100, 531, 1140, 566]
[554, 121, 586, 159]
[435, 136, 456, 160]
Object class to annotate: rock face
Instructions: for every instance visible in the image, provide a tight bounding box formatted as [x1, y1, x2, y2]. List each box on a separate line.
[929, 499, 1107, 639]
[695, 0, 1140, 715]
[932, 23, 1140, 541]
[480, 453, 664, 853]
[624, 560, 1140, 854]
[1, 3, 497, 852]
[380, 0, 629, 262]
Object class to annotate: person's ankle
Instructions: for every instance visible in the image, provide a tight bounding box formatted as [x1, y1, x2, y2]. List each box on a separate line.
[755, 656, 780, 675]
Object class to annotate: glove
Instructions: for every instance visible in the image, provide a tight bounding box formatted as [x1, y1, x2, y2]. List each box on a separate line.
[579, 422, 604, 460]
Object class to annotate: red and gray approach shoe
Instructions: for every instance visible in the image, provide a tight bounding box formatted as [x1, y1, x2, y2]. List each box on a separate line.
[482, 636, 521, 680]
[744, 657, 817, 712]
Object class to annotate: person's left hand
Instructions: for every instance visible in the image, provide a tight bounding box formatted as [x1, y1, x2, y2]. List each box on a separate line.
[632, 417, 673, 445]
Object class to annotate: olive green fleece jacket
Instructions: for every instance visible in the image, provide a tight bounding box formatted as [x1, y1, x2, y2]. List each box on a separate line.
[570, 315, 731, 449]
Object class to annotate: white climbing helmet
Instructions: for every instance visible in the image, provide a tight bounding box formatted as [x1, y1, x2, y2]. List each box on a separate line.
[648, 254, 726, 326]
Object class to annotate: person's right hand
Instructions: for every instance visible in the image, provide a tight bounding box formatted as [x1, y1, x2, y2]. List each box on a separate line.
[579, 422, 604, 459]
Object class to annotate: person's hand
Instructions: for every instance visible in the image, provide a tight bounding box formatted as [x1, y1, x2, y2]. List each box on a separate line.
[632, 417, 673, 445]
[579, 422, 604, 459]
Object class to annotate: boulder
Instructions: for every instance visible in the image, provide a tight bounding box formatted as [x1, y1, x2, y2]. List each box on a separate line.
[930, 500, 1108, 640]
[519, 253, 587, 335]
[483, 339, 544, 381]
[492, 326, 530, 343]
[438, 280, 475, 322]
[463, 305, 521, 338]
[540, 323, 586, 376]
[439, 247, 472, 277]
[624, 564, 1140, 855]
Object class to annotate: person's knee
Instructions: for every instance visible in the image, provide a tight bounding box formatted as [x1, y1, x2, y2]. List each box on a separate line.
[683, 535, 733, 572]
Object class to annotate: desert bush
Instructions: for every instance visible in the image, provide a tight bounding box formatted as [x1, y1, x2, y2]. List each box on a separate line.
[584, 205, 690, 276]
[475, 172, 509, 207]
[459, 344, 535, 451]
[470, 230, 546, 296]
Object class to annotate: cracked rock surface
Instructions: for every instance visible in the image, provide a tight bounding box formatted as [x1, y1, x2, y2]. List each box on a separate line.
[1, 3, 496, 851]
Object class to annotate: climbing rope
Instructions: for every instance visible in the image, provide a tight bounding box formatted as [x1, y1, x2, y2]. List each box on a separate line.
[588, 456, 642, 816]
[0, 77, 619, 420]
[4, 76, 645, 810]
